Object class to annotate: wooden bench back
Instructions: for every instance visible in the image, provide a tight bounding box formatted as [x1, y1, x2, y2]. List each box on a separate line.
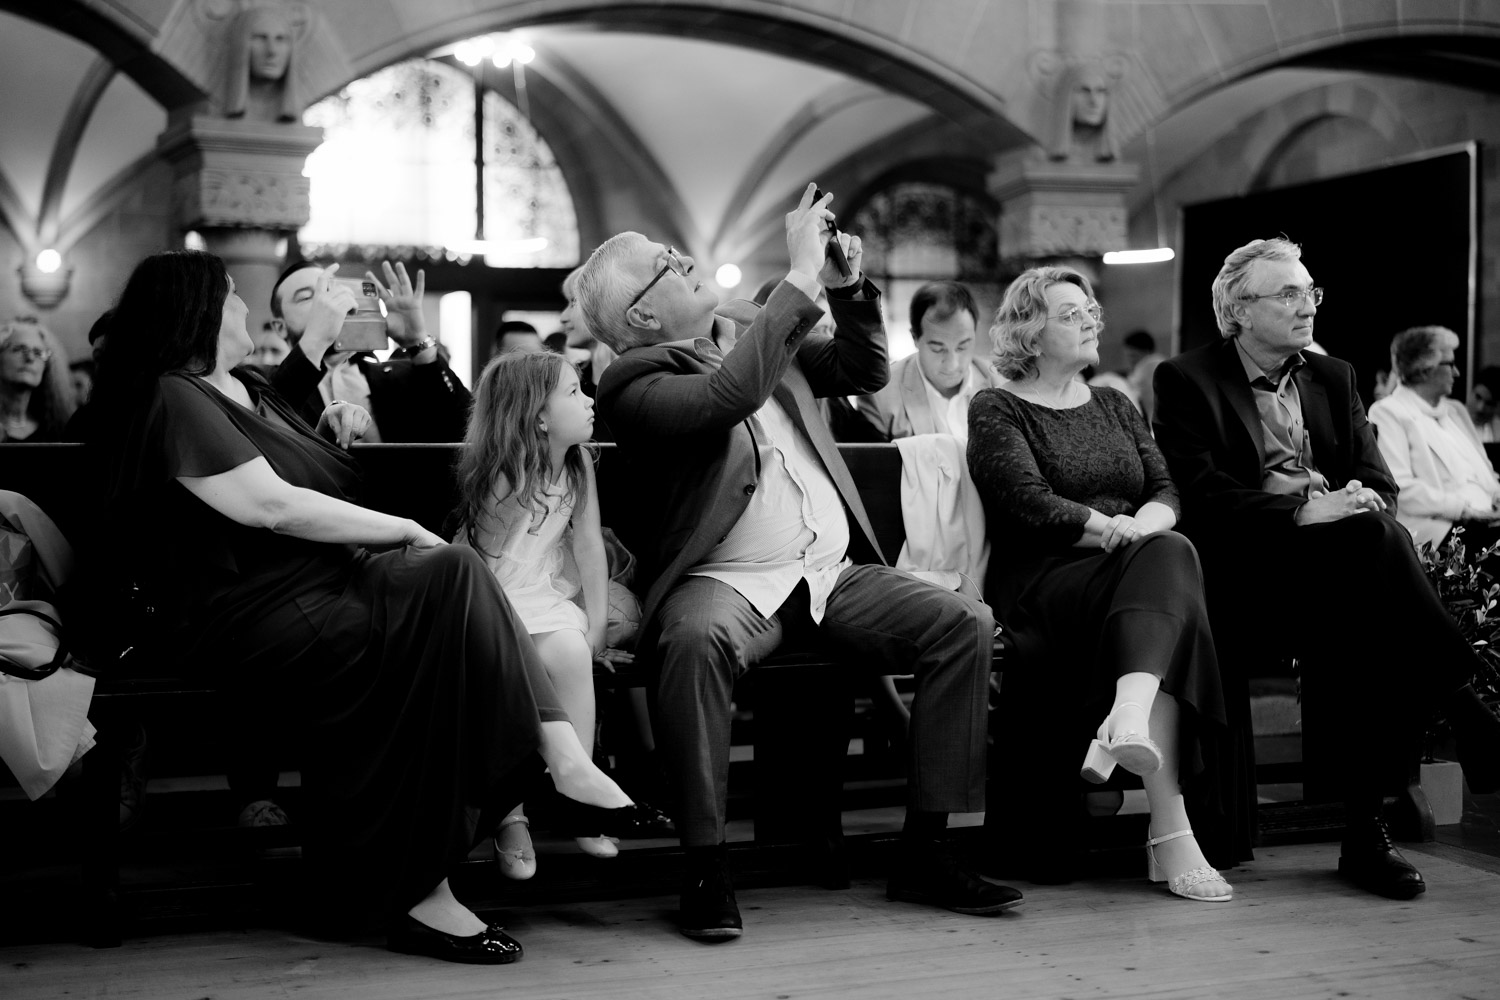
[2, 440, 909, 573]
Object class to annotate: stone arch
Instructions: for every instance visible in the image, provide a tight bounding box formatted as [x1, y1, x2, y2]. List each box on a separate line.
[0, 0, 202, 107]
[29, 2, 1500, 148]
[1147, 81, 1422, 216]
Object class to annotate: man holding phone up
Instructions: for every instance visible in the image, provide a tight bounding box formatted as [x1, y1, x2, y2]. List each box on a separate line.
[269, 260, 471, 443]
[576, 184, 1018, 941]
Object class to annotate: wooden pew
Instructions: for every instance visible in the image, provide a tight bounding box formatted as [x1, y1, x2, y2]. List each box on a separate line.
[1, 440, 976, 943]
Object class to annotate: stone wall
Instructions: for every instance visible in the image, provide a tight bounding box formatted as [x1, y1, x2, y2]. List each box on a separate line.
[0, 159, 176, 364]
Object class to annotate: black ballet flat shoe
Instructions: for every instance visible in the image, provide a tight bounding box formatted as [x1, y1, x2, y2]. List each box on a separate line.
[553, 795, 674, 839]
[1338, 820, 1426, 900]
[387, 914, 523, 965]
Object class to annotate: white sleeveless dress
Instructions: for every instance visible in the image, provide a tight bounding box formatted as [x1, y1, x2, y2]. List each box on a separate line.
[462, 481, 589, 636]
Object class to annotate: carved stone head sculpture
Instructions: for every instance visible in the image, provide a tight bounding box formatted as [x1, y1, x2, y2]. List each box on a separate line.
[1048, 61, 1120, 163]
[222, 3, 308, 122]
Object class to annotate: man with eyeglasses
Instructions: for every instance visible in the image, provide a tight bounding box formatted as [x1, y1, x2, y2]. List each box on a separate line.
[576, 184, 1017, 941]
[1153, 237, 1500, 900]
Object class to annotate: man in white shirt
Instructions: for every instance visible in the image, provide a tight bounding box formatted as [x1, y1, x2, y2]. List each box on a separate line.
[579, 186, 1016, 942]
[1368, 325, 1500, 550]
[856, 281, 998, 442]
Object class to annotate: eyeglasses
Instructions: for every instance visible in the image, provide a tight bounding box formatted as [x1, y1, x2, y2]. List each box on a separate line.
[3, 344, 52, 363]
[1241, 287, 1324, 308]
[1048, 302, 1103, 327]
[625, 247, 691, 317]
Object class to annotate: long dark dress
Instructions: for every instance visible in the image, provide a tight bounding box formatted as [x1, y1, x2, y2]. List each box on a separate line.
[967, 385, 1251, 871]
[99, 368, 566, 922]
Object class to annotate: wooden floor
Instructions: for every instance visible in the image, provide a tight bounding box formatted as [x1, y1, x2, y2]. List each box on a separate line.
[7, 842, 1499, 1000]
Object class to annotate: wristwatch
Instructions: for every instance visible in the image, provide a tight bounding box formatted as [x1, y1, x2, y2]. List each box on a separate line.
[400, 335, 437, 356]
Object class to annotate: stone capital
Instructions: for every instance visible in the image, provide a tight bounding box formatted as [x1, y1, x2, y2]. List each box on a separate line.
[157, 115, 324, 232]
[988, 152, 1140, 262]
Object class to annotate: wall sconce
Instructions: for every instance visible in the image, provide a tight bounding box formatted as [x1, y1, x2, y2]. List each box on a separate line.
[18, 249, 73, 309]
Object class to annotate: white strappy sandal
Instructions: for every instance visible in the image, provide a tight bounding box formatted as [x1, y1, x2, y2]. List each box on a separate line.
[1146, 829, 1233, 902]
[1081, 701, 1164, 783]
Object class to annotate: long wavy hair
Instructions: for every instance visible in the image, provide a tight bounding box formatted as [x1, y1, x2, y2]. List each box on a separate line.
[90, 250, 230, 429]
[0, 318, 76, 437]
[454, 350, 593, 555]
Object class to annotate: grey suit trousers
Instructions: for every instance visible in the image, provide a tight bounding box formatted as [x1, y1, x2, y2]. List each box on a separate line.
[652, 562, 994, 847]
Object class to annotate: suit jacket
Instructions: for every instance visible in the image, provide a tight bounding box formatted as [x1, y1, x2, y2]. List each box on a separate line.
[272, 348, 472, 443]
[1368, 384, 1500, 549]
[597, 277, 890, 630]
[1152, 339, 1396, 544]
[855, 354, 1000, 440]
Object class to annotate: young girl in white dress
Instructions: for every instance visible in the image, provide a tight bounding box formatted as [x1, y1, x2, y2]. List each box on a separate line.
[454, 351, 633, 874]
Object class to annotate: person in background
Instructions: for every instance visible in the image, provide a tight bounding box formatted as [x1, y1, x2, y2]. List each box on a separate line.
[856, 280, 998, 443]
[252, 319, 291, 367]
[1469, 366, 1500, 443]
[1153, 237, 1500, 899]
[69, 359, 95, 408]
[1368, 326, 1500, 551]
[1, 318, 75, 442]
[495, 321, 545, 357]
[270, 260, 471, 442]
[63, 310, 114, 442]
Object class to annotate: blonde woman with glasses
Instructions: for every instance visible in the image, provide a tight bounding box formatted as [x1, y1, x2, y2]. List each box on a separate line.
[1, 318, 75, 442]
[967, 265, 1241, 899]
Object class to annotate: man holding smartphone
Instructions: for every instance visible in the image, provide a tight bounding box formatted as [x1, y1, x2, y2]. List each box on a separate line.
[576, 184, 1018, 941]
[269, 259, 471, 442]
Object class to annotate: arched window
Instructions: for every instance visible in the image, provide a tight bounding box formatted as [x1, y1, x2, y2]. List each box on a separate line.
[848, 181, 1001, 357]
[300, 58, 578, 267]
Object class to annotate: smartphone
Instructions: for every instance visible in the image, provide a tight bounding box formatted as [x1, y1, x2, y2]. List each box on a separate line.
[813, 187, 852, 279]
[331, 277, 388, 352]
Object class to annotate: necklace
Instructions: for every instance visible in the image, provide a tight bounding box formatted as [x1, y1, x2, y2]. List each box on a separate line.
[1017, 377, 1081, 409]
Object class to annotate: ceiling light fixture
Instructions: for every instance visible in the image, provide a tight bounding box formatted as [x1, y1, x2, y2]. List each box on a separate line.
[715, 264, 742, 289]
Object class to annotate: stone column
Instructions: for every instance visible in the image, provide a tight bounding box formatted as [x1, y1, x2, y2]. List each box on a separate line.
[157, 114, 323, 335]
[988, 153, 1140, 277]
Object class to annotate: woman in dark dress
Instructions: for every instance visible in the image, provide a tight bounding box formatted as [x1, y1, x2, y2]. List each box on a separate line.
[968, 266, 1242, 901]
[88, 250, 653, 963]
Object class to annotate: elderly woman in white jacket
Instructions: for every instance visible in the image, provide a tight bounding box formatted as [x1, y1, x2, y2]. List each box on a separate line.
[1368, 325, 1500, 550]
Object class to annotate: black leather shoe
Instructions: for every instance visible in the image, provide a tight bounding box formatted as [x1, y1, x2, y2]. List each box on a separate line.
[680, 862, 743, 942]
[888, 842, 1025, 915]
[387, 915, 523, 964]
[553, 796, 674, 839]
[1338, 820, 1426, 900]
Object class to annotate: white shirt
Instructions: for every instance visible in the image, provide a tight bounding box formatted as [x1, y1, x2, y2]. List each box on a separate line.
[318, 357, 382, 442]
[689, 396, 851, 623]
[919, 363, 987, 444]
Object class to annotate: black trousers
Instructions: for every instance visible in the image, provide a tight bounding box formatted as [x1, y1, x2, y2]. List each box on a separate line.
[1202, 511, 1471, 812]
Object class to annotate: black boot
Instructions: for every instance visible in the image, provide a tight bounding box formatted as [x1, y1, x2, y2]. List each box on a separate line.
[679, 844, 742, 942]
